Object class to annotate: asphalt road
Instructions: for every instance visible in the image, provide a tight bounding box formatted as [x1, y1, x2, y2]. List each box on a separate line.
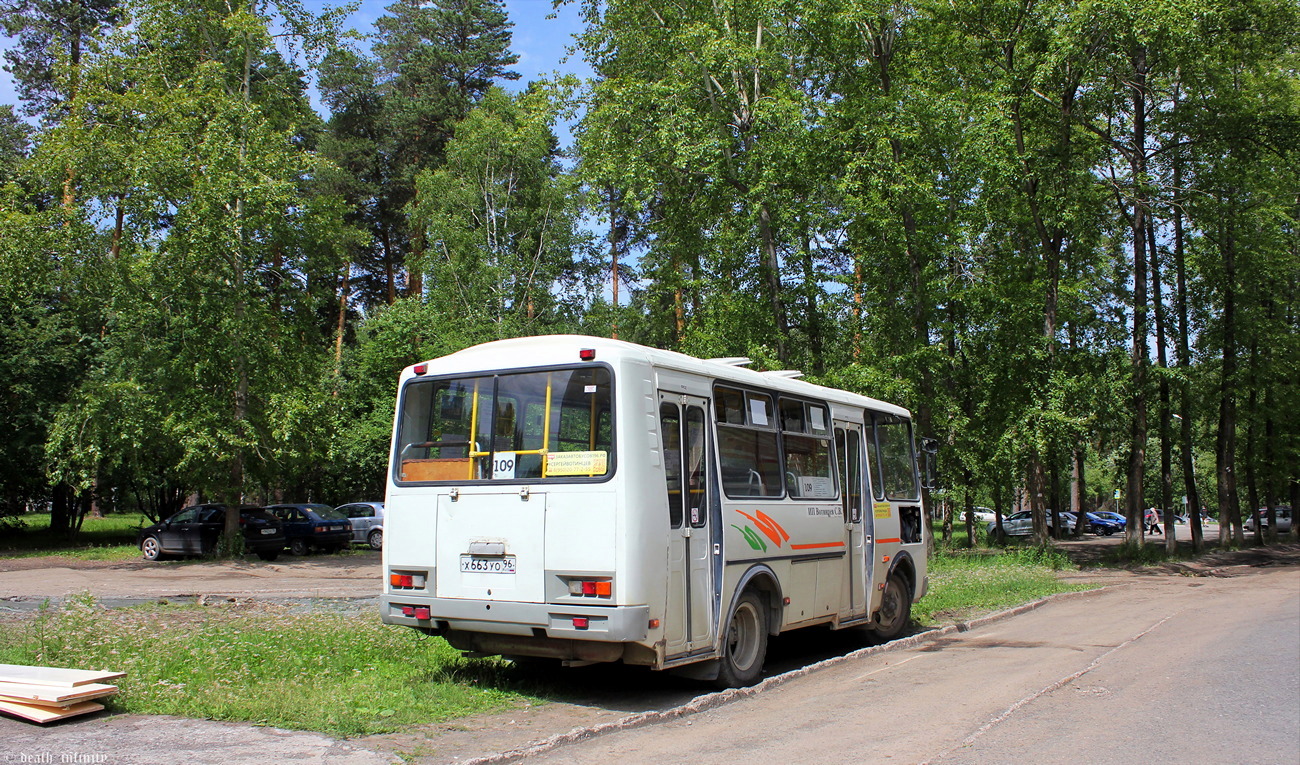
[515, 567, 1300, 765]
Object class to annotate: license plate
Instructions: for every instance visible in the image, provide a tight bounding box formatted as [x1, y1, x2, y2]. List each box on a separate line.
[460, 555, 515, 574]
[260, 528, 276, 535]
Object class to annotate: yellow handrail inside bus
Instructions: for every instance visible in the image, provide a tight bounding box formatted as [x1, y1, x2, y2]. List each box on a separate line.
[541, 373, 553, 477]
[468, 379, 482, 479]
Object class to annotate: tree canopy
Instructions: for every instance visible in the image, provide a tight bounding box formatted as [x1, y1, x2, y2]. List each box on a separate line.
[0, 0, 1294, 549]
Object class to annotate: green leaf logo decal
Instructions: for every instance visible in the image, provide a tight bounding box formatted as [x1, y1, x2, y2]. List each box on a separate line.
[731, 524, 768, 552]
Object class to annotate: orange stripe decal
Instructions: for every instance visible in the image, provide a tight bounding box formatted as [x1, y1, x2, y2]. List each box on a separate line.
[737, 510, 789, 549]
[876, 538, 902, 544]
[790, 541, 846, 550]
[755, 510, 791, 542]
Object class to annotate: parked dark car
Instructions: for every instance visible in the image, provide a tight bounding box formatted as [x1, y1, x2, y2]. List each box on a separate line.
[265, 503, 352, 555]
[336, 502, 385, 550]
[137, 504, 284, 561]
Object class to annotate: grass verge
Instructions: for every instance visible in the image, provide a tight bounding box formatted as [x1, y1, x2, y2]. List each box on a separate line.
[0, 595, 529, 737]
[916, 545, 1091, 626]
[1, 512, 149, 561]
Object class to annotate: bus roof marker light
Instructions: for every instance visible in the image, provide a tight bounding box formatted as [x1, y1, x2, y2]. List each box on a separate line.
[413, 363, 428, 375]
[579, 348, 596, 361]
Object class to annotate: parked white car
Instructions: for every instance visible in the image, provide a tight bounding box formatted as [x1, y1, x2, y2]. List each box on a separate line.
[336, 502, 385, 550]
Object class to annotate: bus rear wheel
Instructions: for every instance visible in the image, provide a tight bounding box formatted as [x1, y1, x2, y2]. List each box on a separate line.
[872, 572, 913, 642]
[717, 590, 768, 688]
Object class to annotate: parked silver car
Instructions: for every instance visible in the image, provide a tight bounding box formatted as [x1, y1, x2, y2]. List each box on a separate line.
[337, 502, 385, 550]
[987, 510, 1078, 537]
[1249, 506, 1293, 534]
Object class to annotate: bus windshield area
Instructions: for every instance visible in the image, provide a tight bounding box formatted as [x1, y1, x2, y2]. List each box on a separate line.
[868, 413, 919, 500]
[395, 366, 613, 483]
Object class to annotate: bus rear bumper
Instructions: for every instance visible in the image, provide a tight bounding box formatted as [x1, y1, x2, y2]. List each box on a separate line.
[380, 594, 650, 643]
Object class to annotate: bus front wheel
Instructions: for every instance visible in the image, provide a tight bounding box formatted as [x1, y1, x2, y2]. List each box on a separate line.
[717, 590, 768, 688]
[872, 572, 913, 642]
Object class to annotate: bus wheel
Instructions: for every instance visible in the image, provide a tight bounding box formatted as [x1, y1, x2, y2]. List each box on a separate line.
[718, 590, 768, 688]
[872, 572, 913, 642]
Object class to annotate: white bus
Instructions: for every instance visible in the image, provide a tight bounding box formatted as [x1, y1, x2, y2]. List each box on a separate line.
[380, 336, 930, 686]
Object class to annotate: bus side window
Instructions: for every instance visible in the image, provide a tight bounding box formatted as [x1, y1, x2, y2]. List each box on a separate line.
[715, 386, 781, 498]
[781, 400, 835, 500]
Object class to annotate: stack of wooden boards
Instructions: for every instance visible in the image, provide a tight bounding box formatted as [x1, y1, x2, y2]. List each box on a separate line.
[0, 663, 124, 723]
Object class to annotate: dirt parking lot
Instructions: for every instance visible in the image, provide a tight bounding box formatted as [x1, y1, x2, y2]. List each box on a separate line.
[0, 552, 383, 604]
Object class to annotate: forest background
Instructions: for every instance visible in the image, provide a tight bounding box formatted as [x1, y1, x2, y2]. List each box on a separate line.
[0, 0, 1296, 550]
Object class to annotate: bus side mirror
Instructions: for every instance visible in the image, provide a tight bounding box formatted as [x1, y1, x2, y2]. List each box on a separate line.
[920, 438, 941, 490]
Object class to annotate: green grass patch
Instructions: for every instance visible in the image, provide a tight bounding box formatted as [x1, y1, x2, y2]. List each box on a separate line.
[1, 512, 150, 560]
[915, 546, 1089, 626]
[0, 594, 531, 736]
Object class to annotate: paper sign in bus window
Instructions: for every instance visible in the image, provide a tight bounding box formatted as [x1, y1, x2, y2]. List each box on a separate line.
[547, 451, 608, 476]
[799, 476, 836, 498]
[493, 451, 518, 480]
[809, 407, 826, 433]
[749, 399, 769, 426]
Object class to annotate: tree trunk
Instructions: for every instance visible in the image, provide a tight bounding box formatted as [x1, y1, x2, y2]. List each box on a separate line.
[1124, 46, 1150, 545]
[61, 9, 83, 212]
[334, 265, 350, 367]
[1072, 447, 1087, 533]
[799, 230, 824, 375]
[1216, 215, 1243, 546]
[110, 197, 125, 258]
[382, 228, 396, 305]
[1172, 129, 1204, 551]
[852, 259, 863, 362]
[1244, 342, 1262, 545]
[756, 202, 788, 364]
[1029, 456, 1049, 545]
[1149, 220, 1176, 553]
[609, 189, 622, 340]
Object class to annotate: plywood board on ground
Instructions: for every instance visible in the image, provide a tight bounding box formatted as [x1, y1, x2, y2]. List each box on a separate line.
[0, 682, 117, 707]
[0, 698, 105, 723]
[0, 663, 125, 688]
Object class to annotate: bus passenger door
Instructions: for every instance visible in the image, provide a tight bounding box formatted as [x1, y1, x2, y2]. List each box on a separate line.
[836, 424, 869, 618]
[659, 394, 716, 657]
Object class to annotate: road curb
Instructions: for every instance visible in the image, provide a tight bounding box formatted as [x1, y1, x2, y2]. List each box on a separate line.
[460, 584, 1124, 765]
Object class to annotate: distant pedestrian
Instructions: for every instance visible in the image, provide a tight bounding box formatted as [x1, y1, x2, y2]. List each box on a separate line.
[1145, 508, 1162, 535]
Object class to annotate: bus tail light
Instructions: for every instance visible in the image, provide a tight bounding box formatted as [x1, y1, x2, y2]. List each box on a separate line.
[414, 607, 431, 620]
[401, 606, 415, 617]
[389, 570, 427, 589]
[567, 578, 612, 598]
[572, 617, 589, 629]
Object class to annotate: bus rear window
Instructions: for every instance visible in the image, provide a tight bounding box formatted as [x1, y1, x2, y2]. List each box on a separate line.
[395, 366, 613, 483]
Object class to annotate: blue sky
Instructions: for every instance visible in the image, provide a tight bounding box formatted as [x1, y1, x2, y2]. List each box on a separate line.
[0, 0, 593, 118]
